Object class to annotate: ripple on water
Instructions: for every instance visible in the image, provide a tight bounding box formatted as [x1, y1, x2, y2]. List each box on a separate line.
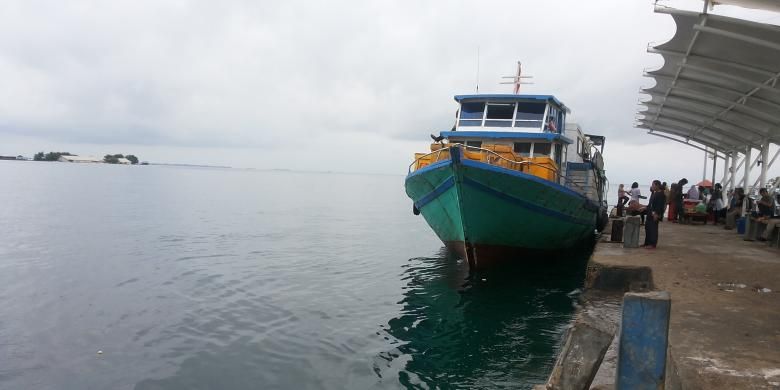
[0, 167, 591, 390]
[375, 251, 589, 389]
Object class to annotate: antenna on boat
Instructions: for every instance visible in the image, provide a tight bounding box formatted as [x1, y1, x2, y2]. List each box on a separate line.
[475, 46, 480, 93]
[500, 61, 534, 94]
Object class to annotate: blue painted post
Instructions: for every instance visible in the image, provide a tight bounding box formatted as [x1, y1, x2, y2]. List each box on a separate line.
[616, 291, 671, 390]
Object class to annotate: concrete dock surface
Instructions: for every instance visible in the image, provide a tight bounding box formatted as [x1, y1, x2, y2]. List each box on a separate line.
[592, 221, 780, 389]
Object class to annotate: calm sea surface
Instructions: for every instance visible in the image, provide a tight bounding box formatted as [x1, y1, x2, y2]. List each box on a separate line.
[0, 161, 587, 389]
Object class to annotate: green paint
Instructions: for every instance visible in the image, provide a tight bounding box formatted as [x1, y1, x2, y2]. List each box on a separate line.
[405, 164, 464, 243]
[405, 159, 596, 251]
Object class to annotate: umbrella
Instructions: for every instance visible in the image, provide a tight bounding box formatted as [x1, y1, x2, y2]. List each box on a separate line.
[696, 179, 713, 187]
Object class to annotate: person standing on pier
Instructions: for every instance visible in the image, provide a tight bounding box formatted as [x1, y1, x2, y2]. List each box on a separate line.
[667, 183, 679, 222]
[710, 183, 725, 224]
[642, 180, 666, 249]
[675, 178, 688, 222]
[617, 184, 629, 217]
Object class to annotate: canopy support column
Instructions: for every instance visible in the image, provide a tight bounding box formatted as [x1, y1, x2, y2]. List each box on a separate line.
[759, 139, 770, 188]
[742, 146, 752, 216]
[738, 153, 761, 188]
[752, 145, 779, 189]
[728, 150, 740, 190]
[711, 150, 717, 186]
[767, 147, 780, 172]
[721, 152, 730, 187]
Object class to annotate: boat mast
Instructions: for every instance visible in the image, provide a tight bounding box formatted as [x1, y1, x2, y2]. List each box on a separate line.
[501, 61, 534, 94]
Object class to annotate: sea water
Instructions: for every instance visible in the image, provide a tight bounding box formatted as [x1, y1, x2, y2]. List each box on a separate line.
[0, 161, 586, 389]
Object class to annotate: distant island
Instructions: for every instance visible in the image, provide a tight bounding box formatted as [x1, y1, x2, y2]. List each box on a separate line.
[0, 151, 144, 164]
[1, 151, 234, 168]
[27, 151, 144, 165]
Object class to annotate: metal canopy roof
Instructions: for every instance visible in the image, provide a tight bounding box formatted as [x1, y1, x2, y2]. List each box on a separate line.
[712, 0, 780, 12]
[637, 6, 780, 154]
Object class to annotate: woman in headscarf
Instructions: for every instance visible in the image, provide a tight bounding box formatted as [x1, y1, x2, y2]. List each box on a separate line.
[686, 184, 699, 201]
[709, 183, 724, 224]
[667, 183, 679, 222]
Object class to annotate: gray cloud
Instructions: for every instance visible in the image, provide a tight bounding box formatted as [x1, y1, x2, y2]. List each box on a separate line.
[2, 0, 776, 173]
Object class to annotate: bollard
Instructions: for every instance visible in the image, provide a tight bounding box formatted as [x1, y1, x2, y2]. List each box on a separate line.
[610, 218, 625, 242]
[623, 216, 640, 248]
[616, 291, 671, 390]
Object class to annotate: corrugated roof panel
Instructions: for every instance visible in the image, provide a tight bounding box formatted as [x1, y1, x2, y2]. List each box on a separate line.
[638, 6, 780, 152]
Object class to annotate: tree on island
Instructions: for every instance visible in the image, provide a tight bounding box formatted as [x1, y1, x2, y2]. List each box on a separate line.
[46, 152, 73, 161]
[103, 154, 124, 164]
[104, 153, 140, 164]
[34, 151, 72, 161]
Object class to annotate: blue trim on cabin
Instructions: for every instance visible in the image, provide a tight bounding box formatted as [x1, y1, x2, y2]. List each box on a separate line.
[440, 131, 573, 144]
[414, 176, 455, 209]
[454, 94, 569, 112]
[461, 177, 593, 226]
[566, 162, 593, 171]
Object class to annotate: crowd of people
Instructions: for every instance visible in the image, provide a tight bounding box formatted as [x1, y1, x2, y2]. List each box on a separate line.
[614, 178, 779, 249]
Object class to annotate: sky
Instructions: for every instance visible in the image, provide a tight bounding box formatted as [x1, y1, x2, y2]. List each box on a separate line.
[1, 0, 779, 187]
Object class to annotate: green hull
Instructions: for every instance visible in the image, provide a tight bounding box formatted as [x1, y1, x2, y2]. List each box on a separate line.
[405, 148, 597, 266]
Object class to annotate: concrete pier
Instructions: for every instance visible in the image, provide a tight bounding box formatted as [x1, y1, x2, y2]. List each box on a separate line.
[592, 221, 780, 389]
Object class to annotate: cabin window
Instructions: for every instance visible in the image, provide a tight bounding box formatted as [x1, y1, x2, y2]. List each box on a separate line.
[533, 142, 552, 157]
[513, 142, 532, 157]
[544, 106, 556, 133]
[458, 102, 485, 127]
[515, 102, 546, 129]
[557, 109, 566, 133]
[484, 103, 514, 127]
[554, 144, 563, 166]
[465, 140, 482, 148]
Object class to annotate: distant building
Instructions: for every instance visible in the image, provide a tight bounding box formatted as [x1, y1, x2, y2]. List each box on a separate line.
[0, 155, 31, 160]
[58, 155, 102, 163]
[117, 157, 131, 164]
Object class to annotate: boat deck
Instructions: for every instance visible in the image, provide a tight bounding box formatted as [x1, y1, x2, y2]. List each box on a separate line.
[591, 222, 780, 388]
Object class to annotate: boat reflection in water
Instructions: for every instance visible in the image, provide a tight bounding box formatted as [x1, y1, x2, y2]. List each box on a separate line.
[375, 248, 590, 389]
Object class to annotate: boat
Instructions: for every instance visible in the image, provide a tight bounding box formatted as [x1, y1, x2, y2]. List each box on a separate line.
[404, 70, 608, 269]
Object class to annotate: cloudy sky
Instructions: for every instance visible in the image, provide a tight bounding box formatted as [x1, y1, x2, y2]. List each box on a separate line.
[1, 0, 778, 186]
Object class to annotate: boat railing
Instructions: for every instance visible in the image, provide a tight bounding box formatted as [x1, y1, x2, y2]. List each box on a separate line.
[408, 144, 589, 194]
[408, 147, 450, 173]
[506, 156, 589, 195]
